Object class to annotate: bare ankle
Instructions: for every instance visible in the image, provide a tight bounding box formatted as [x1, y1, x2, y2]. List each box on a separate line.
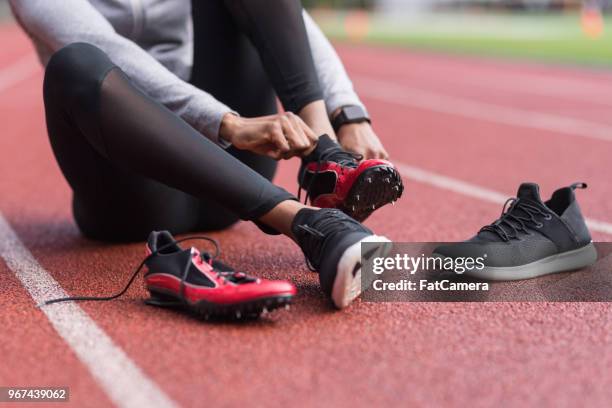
[257, 200, 316, 240]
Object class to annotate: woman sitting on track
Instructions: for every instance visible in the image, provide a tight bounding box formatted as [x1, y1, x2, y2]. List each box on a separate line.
[10, 0, 403, 313]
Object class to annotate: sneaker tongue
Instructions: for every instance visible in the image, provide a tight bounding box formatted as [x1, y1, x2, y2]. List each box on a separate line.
[477, 183, 544, 242]
[313, 134, 337, 152]
[517, 182, 543, 204]
[302, 134, 340, 163]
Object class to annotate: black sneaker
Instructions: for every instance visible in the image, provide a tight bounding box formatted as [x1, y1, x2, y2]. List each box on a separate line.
[433, 182, 597, 281]
[291, 208, 391, 308]
[298, 134, 403, 222]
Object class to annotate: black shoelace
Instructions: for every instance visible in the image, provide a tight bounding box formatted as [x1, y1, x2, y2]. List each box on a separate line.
[480, 198, 552, 241]
[295, 210, 364, 271]
[204, 253, 255, 284]
[297, 147, 362, 204]
[38, 236, 224, 307]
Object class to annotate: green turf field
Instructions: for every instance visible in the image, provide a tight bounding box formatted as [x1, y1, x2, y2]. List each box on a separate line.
[313, 11, 612, 67]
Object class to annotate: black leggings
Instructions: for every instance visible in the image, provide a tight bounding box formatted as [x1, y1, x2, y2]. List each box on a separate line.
[43, 0, 322, 242]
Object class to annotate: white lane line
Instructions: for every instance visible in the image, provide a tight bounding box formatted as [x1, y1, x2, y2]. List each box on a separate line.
[355, 76, 612, 142]
[0, 213, 178, 408]
[0, 53, 40, 93]
[396, 162, 612, 236]
[398, 65, 612, 105]
[445, 73, 612, 106]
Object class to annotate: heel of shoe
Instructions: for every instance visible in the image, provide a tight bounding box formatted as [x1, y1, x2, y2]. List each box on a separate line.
[331, 236, 391, 309]
[558, 242, 598, 271]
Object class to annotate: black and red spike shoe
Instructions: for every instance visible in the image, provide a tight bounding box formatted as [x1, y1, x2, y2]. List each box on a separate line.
[298, 135, 403, 222]
[144, 231, 296, 319]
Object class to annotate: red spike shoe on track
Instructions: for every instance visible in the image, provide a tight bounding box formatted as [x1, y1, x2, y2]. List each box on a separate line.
[144, 231, 296, 319]
[298, 135, 403, 222]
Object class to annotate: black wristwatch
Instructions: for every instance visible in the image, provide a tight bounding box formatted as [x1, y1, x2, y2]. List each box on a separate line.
[331, 105, 371, 132]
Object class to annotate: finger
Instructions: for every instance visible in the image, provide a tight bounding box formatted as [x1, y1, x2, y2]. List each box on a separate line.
[345, 144, 365, 158]
[268, 125, 291, 154]
[364, 148, 378, 160]
[293, 113, 318, 144]
[278, 120, 306, 160]
[367, 150, 379, 160]
[279, 116, 300, 149]
[373, 143, 389, 160]
[361, 150, 373, 161]
[286, 113, 312, 151]
[267, 151, 283, 160]
[380, 148, 390, 160]
[262, 145, 283, 160]
[280, 115, 309, 155]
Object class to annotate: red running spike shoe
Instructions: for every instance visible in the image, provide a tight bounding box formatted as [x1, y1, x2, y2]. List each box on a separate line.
[144, 231, 296, 319]
[298, 135, 403, 222]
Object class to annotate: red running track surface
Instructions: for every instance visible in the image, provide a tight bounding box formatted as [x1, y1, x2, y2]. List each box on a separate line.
[1, 23, 612, 407]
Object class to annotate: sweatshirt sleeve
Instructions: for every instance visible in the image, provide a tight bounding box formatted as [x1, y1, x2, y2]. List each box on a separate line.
[10, 0, 234, 147]
[302, 10, 368, 117]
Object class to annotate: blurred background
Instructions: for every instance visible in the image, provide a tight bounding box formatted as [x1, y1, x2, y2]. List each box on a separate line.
[1, 0, 609, 66]
[0, 0, 10, 21]
[304, 0, 611, 66]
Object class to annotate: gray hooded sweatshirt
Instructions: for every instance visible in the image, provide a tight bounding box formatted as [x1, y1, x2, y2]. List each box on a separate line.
[10, 0, 366, 147]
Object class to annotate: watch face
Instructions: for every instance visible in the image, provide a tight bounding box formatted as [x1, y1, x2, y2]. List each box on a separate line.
[344, 105, 366, 121]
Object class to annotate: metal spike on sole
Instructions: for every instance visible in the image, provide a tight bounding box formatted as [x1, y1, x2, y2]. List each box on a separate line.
[284, 304, 291, 311]
[367, 178, 372, 183]
[235, 310, 241, 319]
[355, 194, 359, 201]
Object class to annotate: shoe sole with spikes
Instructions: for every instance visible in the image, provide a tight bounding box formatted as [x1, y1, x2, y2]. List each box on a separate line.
[339, 165, 403, 222]
[145, 289, 294, 320]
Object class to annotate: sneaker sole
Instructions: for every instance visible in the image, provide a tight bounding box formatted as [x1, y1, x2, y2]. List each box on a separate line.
[331, 235, 392, 309]
[145, 289, 294, 320]
[341, 165, 403, 222]
[434, 242, 598, 281]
